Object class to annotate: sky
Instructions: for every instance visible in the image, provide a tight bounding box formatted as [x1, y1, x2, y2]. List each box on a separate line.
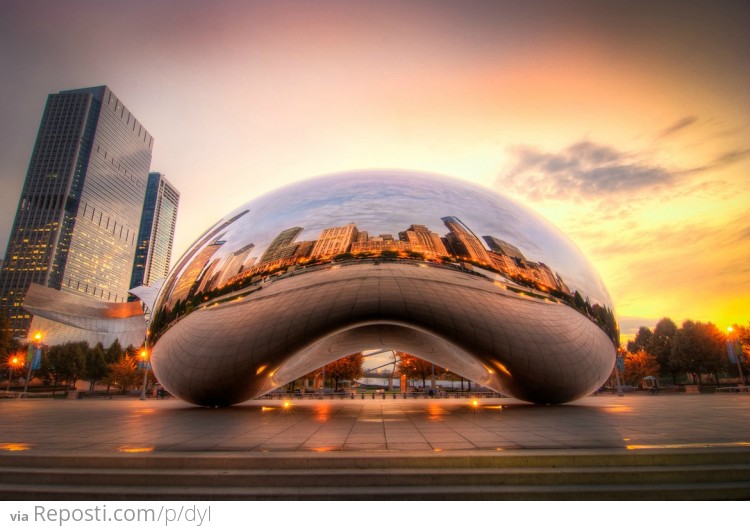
[0, 0, 748, 343]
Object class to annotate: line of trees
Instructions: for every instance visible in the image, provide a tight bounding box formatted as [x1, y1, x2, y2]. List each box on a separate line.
[299, 353, 365, 392]
[622, 318, 749, 387]
[1, 319, 150, 396]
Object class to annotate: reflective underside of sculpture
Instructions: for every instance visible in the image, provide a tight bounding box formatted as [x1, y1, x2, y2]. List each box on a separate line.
[149, 171, 618, 406]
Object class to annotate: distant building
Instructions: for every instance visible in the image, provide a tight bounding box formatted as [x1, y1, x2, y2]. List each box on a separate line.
[482, 236, 525, 260]
[167, 238, 225, 308]
[441, 216, 491, 265]
[399, 225, 448, 258]
[159, 209, 248, 306]
[259, 227, 303, 263]
[215, 243, 255, 289]
[130, 172, 180, 289]
[310, 223, 358, 259]
[0, 86, 153, 338]
[350, 238, 410, 254]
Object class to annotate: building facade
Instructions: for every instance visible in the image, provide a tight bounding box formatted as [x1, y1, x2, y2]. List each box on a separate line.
[0, 86, 153, 338]
[309, 223, 358, 259]
[259, 227, 302, 263]
[441, 216, 491, 265]
[130, 172, 180, 289]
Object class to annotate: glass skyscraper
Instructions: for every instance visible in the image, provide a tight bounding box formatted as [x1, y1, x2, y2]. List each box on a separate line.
[130, 172, 180, 289]
[0, 86, 153, 338]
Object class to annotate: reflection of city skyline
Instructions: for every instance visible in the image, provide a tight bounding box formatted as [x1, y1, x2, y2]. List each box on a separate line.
[193, 172, 612, 308]
[150, 172, 619, 349]
[165, 215, 575, 309]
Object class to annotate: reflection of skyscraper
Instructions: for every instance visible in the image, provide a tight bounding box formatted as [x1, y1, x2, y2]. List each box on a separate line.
[534, 262, 558, 290]
[195, 258, 221, 295]
[0, 86, 153, 337]
[167, 238, 224, 308]
[482, 236, 525, 260]
[259, 227, 303, 263]
[441, 217, 491, 265]
[399, 225, 448, 258]
[215, 243, 255, 288]
[351, 237, 410, 253]
[160, 209, 248, 301]
[130, 172, 180, 289]
[310, 223, 358, 259]
[289, 240, 314, 260]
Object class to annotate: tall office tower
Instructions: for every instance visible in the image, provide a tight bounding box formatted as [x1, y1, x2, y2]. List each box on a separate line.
[0, 86, 153, 338]
[167, 238, 225, 309]
[482, 236, 526, 260]
[259, 227, 303, 263]
[159, 209, 249, 304]
[130, 172, 180, 289]
[215, 243, 255, 289]
[441, 216, 491, 265]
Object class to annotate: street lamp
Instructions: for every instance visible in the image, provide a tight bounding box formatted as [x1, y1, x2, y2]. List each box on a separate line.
[139, 347, 150, 400]
[727, 327, 745, 386]
[22, 332, 43, 398]
[5, 355, 22, 394]
[614, 350, 625, 397]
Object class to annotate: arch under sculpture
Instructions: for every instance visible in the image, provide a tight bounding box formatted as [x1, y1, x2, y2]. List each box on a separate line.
[149, 171, 618, 406]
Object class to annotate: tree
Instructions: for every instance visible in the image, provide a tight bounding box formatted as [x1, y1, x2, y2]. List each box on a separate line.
[671, 320, 726, 385]
[104, 355, 141, 394]
[652, 318, 679, 383]
[105, 339, 124, 364]
[83, 343, 108, 391]
[324, 353, 364, 391]
[627, 327, 653, 353]
[397, 353, 445, 389]
[46, 342, 86, 394]
[623, 350, 660, 387]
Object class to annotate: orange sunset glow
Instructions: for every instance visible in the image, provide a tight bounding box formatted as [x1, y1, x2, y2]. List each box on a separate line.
[0, 1, 747, 340]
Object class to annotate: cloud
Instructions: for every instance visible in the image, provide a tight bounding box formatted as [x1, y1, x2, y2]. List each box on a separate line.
[657, 116, 698, 139]
[618, 316, 661, 337]
[497, 136, 750, 204]
[710, 148, 750, 169]
[497, 141, 674, 201]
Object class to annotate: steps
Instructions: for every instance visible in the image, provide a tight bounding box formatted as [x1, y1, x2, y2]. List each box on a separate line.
[1, 448, 749, 500]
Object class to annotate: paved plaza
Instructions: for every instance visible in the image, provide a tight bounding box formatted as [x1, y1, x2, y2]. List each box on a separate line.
[1, 393, 749, 454]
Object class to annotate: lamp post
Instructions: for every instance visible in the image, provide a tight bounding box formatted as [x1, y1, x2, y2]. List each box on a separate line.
[727, 327, 745, 386]
[6, 356, 21, 394]
[614, 350, 625, 397]
[139, 347, 150, 400]
[22, 332, 43, 398]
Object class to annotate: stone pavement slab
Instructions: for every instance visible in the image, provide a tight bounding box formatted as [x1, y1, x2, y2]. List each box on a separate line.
[1, 394, 749, 454]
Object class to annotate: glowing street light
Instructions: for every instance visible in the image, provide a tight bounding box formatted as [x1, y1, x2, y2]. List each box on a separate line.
[139, 347, 150, 400]
[5, 355, 23, 394]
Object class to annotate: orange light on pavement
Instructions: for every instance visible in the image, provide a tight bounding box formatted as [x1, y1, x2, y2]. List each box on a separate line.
[117, 446, 155, 453]
[0, 443, 31, 451]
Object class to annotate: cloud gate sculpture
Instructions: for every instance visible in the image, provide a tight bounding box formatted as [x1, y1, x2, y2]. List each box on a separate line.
[149, 171, 618, 406]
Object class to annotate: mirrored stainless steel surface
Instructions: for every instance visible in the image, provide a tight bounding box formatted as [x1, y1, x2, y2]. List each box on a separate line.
[150, 171, 617, 406]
